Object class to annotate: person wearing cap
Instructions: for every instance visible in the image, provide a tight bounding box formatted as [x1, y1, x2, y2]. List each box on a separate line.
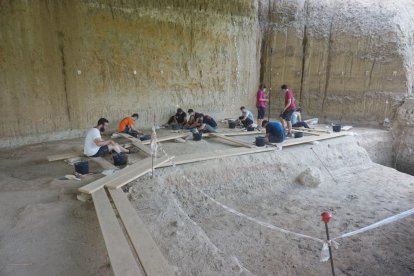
[238, 106, 255, 129]
[118, 113, 142, 138]
[165, 108, 187, 128]
[262, 120, 285, 143]
[279, 84, 296, 136]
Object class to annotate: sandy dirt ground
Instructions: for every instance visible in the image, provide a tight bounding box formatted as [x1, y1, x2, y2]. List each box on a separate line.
[0, 125, 412, 275]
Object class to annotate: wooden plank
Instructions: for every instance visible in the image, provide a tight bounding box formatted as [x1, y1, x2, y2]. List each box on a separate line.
[90, 157, 117, 170]
[291, 129, 320, 136]
[79, 156, 171, 193]
[141, 133, 189, 144]
[109, 189, 174, 276]
[92, 189, 142, 276]
[219, 130, 264, 136]
[105, 156, 171, 189]
[118, 133, 153, 156]
[47, 152, 82, 162]
[158, 147, 275, 168]
[278, 132, 348, 147]
[294, 127, 331, 134]
[209, 133, 256, 148]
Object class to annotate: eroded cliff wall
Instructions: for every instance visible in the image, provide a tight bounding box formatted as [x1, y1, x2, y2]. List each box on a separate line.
[261, 0, 414, 125]
[0, 0, 261, 147]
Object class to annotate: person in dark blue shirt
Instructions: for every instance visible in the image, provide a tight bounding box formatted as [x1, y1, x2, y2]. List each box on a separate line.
[262, 120, 285, 143]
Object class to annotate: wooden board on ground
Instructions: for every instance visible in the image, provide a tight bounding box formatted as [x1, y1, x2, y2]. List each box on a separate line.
[141, 133, 189, 145]
[291, 129, 320, 136]
[47, 152, 82, 162]
[92, 189, 143, 276]
[209, 133, 257, 148]
[219, 130, 264, 136]
[119, 133, 153, 156]
[158, 147, 275, 168]
[277, 132, 348, 147]
[79, 156, 172, 193]
[294, 127, 331, 134]
[90, 157, 117, 170]
[105, 156, 171, 189]
[109, 189, 174, 276]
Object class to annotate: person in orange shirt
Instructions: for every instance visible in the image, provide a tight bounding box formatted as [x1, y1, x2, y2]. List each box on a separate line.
[118, 113, 142, 137]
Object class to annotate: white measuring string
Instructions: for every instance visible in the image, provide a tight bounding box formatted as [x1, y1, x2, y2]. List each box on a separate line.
[332, 208, 414, 241]
[181, 175, 324, 244]
[152, 129, 414, 262]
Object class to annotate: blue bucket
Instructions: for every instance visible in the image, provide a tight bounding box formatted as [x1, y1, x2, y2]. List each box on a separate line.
[74, 160, 89, 174]
[255, 136, 266, 147]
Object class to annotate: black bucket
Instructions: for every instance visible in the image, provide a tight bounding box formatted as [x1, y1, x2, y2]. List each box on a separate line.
[112, 152, 128, 166]
[140, 134, 151, 141]
[193, 132, 202, 141]
[294, 132, 304, 138]
[247, 126, 255, 131]
[228, 121, 237, 129]
[74, 160, 89, 175]
[171, 124, 180, 130]
[255, 136, 266, 147]
[332, 124, 341, 132]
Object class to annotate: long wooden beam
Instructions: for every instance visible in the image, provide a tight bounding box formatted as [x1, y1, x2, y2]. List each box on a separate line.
[119, 133, 153, 156]
[291, 129, 320, 136]
[158, 147, 275, 168]
[277, 132, 348, 147]
[141, 133, 189, 144]
[79, 156, 171, 194]
[209, 133, 256, 148]
[47, 152, 82, 161]
[109, 189, 174, 276]
[92, 189, 143, 276]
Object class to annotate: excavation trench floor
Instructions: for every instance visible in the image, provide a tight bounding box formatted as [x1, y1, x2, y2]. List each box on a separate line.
[0, 127, 412, 276]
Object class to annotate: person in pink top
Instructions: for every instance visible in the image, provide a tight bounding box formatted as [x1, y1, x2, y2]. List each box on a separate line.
[279, 84, 296, 136]
[256, 84, 268, 128]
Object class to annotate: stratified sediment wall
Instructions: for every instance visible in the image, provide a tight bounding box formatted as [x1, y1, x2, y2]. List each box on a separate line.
[0, 0, 414, 156]
[261, 0, 414, 125]
[0, 0, 261, 147]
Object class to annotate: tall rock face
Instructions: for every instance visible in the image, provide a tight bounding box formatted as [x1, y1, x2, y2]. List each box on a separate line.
[0, 0, 414, 150]
[261, 0, 414, 125]
[0, 0, 261, 147]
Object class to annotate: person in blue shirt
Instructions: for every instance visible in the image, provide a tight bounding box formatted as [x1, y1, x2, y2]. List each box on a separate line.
[290, 108, 309, 128]
[262, 120, 285, 143]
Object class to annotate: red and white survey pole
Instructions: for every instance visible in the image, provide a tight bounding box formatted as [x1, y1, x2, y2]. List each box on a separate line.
[321, 211, 335, 276]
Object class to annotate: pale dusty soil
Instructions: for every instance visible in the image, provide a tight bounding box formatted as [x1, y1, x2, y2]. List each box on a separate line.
[0, 126, 412, 276]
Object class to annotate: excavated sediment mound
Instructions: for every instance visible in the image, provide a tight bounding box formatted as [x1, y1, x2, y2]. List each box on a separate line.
[128, 136, 414, 275]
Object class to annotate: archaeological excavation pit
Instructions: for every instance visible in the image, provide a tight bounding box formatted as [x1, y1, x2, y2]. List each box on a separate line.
[1, 1, 414, 276]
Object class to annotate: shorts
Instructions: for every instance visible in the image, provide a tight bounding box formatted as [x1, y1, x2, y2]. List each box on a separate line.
[280, 109, 295, 122]
[91, 145, 109, 157]
[257, 107, 266, 119]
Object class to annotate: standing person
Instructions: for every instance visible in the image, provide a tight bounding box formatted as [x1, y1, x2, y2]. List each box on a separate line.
[256, 84, 268, 129]
[84, 118, 129, 157]
[262, 120, 285, 143]
[279, 84, 296, 136]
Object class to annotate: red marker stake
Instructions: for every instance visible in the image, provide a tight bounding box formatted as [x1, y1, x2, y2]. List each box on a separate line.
[321, 211, 335, 276]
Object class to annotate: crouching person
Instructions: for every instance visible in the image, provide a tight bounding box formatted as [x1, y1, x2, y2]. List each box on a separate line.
[200, 114, 218, 133]
[84, 118, 129, 157]
[262, 120, 285, 143]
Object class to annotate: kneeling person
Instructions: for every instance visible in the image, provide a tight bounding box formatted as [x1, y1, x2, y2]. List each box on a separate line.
[84, 118, 129, 157]
[262, 120, 285, 143]
[118, 113, 141, 137]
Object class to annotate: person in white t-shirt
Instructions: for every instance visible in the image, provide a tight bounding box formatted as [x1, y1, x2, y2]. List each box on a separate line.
[84, 118, 129, 157]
